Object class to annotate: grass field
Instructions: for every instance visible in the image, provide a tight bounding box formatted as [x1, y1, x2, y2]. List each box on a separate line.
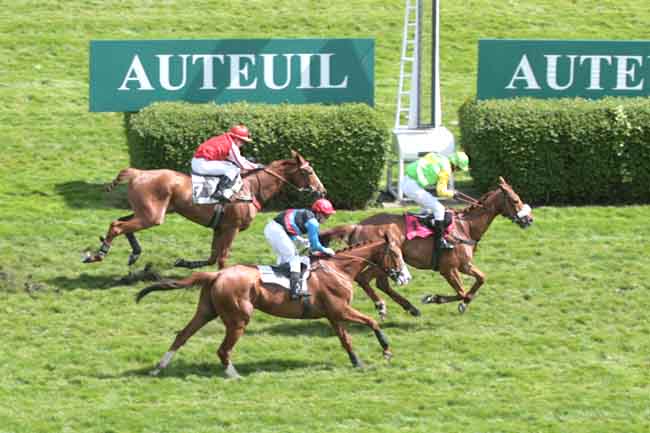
[1, 1, 649, 432]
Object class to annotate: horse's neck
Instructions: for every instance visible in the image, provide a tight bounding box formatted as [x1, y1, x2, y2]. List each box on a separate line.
[324, 243, 378, 280]
[458, 191, 503, 241]
[245, 164, 286, 205]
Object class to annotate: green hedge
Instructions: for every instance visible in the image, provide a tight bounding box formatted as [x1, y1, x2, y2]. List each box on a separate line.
[125, 102, 389, 209]
[458, 97, 650, 205]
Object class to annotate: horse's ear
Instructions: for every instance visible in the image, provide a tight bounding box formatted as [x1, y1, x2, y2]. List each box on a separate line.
[292, 150, 307, 164]
[497, 176, 507, 189]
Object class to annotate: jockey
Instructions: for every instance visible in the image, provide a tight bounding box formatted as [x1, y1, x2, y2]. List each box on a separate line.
[191, 124, 260, 186]
[400, 151, 469, 269]
[264, 198, 336, 300]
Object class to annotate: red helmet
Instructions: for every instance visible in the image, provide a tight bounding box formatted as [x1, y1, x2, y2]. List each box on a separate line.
[312, 198, 336, 216]
[228, 125, 252, 143]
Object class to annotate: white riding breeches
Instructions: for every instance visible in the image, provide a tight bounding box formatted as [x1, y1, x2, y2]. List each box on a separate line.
[191, 158, 240, 180]
[400, 176, 446, 220]
[264, 220, 301, 272]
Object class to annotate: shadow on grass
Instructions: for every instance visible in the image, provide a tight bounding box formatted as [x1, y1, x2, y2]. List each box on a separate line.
[54, 180, 130, 210]
[45, 264, 180, 291]
[246, 318, 422, 337]
[112, 358, 326, 379]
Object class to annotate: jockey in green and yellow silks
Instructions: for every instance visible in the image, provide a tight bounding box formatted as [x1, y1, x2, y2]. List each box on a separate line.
[400, 151, 469, 270]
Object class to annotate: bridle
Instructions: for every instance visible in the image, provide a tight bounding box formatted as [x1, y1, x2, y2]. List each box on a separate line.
[262, 162, 321, 195]
[325, 241, 404, 281]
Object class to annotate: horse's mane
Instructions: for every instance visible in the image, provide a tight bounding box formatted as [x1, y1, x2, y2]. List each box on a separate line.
[333, 239, 380, 254]
[457, 189, 499, 215]
[241, 157, 296, 178]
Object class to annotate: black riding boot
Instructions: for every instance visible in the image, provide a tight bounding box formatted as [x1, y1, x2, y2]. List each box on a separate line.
[289, 271, 302, 300]
[432, 220, 453, 271]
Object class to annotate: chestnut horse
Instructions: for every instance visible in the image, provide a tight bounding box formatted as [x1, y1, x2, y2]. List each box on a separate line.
[320, 177, 534, 317]
[84, 151, 326, 269]
[135, 235, 412, 378]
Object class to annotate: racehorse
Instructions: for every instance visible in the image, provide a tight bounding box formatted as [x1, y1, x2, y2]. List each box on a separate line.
[135, 234, 412, 378]
[83, 151, 326, 269]
[319, 177, 533, 316]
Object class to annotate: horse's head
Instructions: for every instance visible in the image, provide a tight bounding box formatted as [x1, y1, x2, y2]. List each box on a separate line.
[376, 233, 411, 286]
[286, 150, 327, 197]
[495, 177, 534, 228]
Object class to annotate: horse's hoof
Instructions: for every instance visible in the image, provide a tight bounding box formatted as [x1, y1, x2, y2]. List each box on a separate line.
[458, 302, 467, 314]
[149, 368, 161, 376]
[82, 253, 101, 263]
[375, 302, 388, 321]
[174, 259, 186, 268]
[383, 350, 393, 361]
[421, 294, 434, 304]
[408, 307, 421, 317]
[224, 363, 242, 379]
[128, 253, 141, 266]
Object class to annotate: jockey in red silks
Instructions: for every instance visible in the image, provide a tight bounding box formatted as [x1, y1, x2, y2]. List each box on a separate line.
[264, 198, 337, 300]
[191, 124, 260, 181]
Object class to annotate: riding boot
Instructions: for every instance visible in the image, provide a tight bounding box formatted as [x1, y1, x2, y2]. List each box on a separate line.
[289, 271, 302, 300]
[432, 220, 453, 271]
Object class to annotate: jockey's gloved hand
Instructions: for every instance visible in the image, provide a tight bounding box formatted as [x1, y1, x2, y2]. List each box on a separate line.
[295, 236, 310, 247]
[322, 247, 335, 256]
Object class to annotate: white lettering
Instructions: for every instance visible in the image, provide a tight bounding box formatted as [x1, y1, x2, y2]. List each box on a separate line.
[118, 55, 154, 91]
[506, 55, 541, 90]
[546, 55, 577, 90]
[262, 54, 294, 90]
[192, 54, 225, 90]
[157, 55, 190, 91]
[615, 55, 644, 90]
[227, 54, 257, 89]
[297, 54, 314, 89]
[579, 55, 612, 90]
[319, 54, 348, 89]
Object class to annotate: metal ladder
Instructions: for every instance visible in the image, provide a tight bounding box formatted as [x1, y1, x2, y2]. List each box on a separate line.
[395, 0, 420, 130]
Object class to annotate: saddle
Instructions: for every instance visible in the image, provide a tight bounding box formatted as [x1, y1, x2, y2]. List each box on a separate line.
[257, 257, 311, 291]
[191, 173, 244, 205]
[404, 210, 454, 240]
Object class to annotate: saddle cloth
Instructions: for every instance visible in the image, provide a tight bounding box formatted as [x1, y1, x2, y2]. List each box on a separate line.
[191, 173, 244, 205]
[404, 211, 454, 240]
[257, 257, 311, 290]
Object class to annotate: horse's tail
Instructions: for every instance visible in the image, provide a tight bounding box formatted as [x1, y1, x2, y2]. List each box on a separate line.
[135, 272, 217, 303]
[106, 168, 141, 192]
[319, 224, 360, 246]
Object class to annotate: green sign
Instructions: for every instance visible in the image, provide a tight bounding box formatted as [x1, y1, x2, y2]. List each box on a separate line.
[90, 39, 374, 112]
[478, 39, 650, 100]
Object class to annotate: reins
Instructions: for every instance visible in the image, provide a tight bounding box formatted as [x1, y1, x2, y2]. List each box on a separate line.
[261, 164, 314, 193]
[455, 191, 484, 208]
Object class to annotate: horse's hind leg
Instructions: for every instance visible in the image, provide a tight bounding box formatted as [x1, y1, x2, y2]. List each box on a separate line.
[217, 319, 248, 379]
[84, 210, 163, 265]
[150, 288, 217, 376]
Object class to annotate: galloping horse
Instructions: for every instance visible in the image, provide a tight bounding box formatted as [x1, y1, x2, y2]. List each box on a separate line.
[320, 177, 533, 316]
[84, 151, 326, 269]
[136, 235, 412, 378]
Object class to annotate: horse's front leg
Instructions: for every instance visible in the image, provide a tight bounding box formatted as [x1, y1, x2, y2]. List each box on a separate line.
[355, 268, 388, 321]
[459, 262, 485, 305]
[421, 267, 469, 313]
[375, 274, 421, 317]
[175, 228, 228, 269]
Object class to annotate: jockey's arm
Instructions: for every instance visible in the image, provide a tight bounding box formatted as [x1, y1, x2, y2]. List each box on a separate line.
[228, 145, 258, 170]
[416, 161, 430, 188]
[435, 170, 455, 198]
[305, 218, 327, 252]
